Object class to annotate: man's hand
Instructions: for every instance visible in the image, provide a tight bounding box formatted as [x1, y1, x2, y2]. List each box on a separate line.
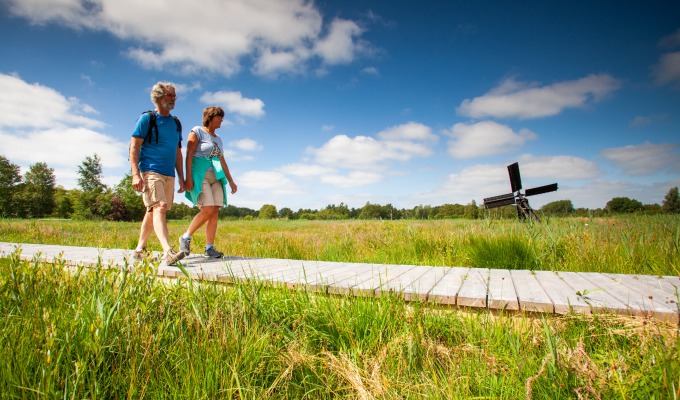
[132, 173, 144, 192]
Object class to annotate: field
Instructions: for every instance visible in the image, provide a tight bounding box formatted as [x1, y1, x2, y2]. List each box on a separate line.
[1, 215, 679, 275]
[1, 216, 679, 398]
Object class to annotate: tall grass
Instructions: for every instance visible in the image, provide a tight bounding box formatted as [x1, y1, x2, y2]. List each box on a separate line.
[1, 253, 678, 398]
[1, 215, 679, 275]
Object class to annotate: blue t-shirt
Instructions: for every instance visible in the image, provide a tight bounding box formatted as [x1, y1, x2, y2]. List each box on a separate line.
[132, 112, 182, 176]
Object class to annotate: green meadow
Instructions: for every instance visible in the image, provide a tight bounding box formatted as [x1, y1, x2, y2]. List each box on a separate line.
[1, 216, 679, 398]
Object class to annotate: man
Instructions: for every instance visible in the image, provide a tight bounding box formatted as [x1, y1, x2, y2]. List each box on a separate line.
[130, 81, 185, 265]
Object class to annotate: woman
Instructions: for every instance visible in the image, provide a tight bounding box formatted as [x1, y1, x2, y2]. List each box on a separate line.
[179, 106, 237, 258]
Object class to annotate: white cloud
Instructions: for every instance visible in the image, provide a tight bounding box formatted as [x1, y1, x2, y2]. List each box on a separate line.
[200, 91, 265, 118]
[457, 74, 621, 119]
[652, 51, 680, 88]
[320, 171, 383, 188]
[229, 138, 263, 152]
[515, 155, 600, 180]
[5, 0, 369, 78]
[0, 73, 128, 189]
[0, 73, 104, 129]
[278, 163, 335, 177]
[444, 121, 536, 159]
[601, 142, 680, 175]
[313, 19, 365, 64]
[307, 122, 437, 169]
[659, 28, 680, 49]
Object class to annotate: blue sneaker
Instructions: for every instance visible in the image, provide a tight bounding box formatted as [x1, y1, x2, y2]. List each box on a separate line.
[204, 247, 223, 258]
[179, 236, 191, 255]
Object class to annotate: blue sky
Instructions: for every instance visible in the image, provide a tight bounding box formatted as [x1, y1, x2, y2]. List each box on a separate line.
[1, 0, 679, 211]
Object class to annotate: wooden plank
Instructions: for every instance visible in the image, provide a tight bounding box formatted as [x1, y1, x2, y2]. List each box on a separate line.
[398, 267, 451, 302]
[265, 260, 345, 289]
[456, 268, 488, 308]
[354, 264, 421, 297]
[427, 267, 471, 305]
[487, 269, 519, 311]
[510, 270, 553, 313]
[305, 263, 376, 294]
[329, 264, 414, 297]
[533, 271, 591, 315]
[597, 273, 678, 324]
[629, 274, 680, 300]
[556, 272, 632, 315]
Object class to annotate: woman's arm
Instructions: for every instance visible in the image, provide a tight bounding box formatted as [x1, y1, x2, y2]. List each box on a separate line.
[184, 130, 199, 192]
[219, 155, 238, 194]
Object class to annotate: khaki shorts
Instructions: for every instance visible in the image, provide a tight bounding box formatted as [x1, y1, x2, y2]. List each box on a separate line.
[197, 170, 224, 208]
[142, 172, 174, 211]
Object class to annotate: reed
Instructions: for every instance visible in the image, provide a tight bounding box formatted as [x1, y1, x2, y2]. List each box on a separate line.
[1, 215, 678, 275]
[0, 253, 678, 398]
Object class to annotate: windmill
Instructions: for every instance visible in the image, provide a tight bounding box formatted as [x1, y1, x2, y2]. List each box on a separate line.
[483, 162, 558, 221]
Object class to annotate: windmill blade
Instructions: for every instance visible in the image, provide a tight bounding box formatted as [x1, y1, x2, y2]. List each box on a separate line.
[507, 162, 522, 193]
[483, 193, 516, 209]
[525, 183, 558, 196]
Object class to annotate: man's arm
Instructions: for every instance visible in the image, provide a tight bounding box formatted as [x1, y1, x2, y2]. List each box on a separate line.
[130, 137, 145, 192]
[175, 146, 185, 193]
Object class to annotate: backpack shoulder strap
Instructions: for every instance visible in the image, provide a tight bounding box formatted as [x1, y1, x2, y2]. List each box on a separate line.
[142, 110, 158, 144]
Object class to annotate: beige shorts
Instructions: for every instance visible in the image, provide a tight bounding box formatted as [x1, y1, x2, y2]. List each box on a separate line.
[197, 170, 224, 208]
[142, 172, 174, 211]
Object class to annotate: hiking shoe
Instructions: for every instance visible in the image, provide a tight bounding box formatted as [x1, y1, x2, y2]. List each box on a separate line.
[165, 248, 185, 266]
[179, 236, 191, 255]
[132, 247, 147, 261]
[204, 247, 224, 259]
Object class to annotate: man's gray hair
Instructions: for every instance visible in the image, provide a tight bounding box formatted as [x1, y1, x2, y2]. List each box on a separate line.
[150, 81, 176, 105]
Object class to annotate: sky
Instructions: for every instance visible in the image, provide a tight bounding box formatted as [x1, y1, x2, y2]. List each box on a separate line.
[1, 0, 679, 212]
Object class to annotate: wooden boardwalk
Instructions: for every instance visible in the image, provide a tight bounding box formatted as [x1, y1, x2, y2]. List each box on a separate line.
[2, 242, 678, 325]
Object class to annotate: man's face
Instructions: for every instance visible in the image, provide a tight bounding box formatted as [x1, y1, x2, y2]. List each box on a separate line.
[159, 91, 176, 111]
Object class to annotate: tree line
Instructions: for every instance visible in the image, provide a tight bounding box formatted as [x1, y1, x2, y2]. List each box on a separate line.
[1, 154, 679, 221]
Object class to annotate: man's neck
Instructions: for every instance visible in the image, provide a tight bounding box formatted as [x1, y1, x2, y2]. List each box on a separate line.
[155, 107, 171, 117]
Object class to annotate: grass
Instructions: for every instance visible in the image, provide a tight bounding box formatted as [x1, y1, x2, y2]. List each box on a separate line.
[1, 215, 679, 275]
[1, 253, 678, 399]
[1, 216, 679, 397]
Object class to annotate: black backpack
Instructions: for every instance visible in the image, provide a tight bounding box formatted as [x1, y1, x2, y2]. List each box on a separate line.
[142, 110, 182, 144]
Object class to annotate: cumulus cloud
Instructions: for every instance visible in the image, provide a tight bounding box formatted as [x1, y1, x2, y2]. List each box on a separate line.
[457, 74, 621, 119]
[652, 52, 680, 88]
[278, 163, 335, 177]
[658, 28, 680, 49]
[200, 91, 265, 118]
[0, 73, 128, 188]
[307, 122, 438, 169]
[444, 121, 536, 159]
[320, 171, 383, 188]
[229, 138, 263, 152]
[515, 154, 600, 180]
[4, 0, 370, 78]
[601, 142, 680, 175]
[0, 73, 104, 130]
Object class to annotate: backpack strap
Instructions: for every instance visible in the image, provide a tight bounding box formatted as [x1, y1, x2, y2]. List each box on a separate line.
[141, 110, 181, 145]
[142, 110, 158, 144]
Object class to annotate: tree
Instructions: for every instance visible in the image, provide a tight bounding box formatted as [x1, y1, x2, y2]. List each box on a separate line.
[259, 204, 277, 219]
[0, 155, 22, 217]
[278, 207, 293, 219]
[75, 154, 108, 219]
[22, 162, 56, 218]
[464, 200, 480, 219]
[606, 197, 643, 213]
[114, 174, 145, 221]
[53, 186, 74, 218]
[541, 200, 574, 217]
[662, 186, 680, 214]
[77, 154, 106, 193]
